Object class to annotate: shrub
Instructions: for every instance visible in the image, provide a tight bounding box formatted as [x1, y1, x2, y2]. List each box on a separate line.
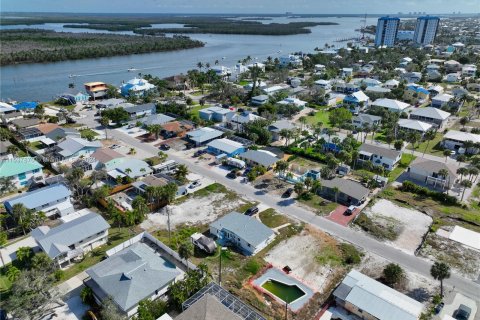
[244, 259, 261, 275]
[399, 181, 458, 205]
[355, 214, 398, 240]
[339, 243, 361, 265]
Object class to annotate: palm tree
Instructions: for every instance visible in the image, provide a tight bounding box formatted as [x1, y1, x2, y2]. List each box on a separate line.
[6, 266, 20, 282]
[468, 167, 479, 182]
[422, 130, 436, 157]
[174, 164, 189, 182]
[430, 261, 451, 297]
[438, 169, 449, 192]
[178, 242, 194, 270]
[460, 179, 472, 201]
[196, 62, 203, 71]
[0, 127, 12, 141]
[311, 180, 322, 194]
[457, 167, 468, 181]
[293, 182, 305, 198]
[407, 132, 421, 157]
[16, 246, 33, 265]
[298, 116, 307, 131]
[147, 124, 162, 140]
[129, 148, 136, 155]
[0, 177, 15, 195]
[443, 149, 451, 163]
[332, 186, 340, 203]
[99, 117, 110, 140]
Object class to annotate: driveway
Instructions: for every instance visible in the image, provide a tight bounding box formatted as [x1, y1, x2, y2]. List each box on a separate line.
[326, 205, 359, 226]
[0, 236, 39, 267]
[439, 292, 478, 320]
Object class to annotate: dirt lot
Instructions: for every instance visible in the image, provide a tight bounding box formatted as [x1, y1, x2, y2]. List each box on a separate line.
[264, 226, 347, 292]
[361, 199, 432, 255]
[419, 233, 480, 281]
[252, 173, 292, 197]
[140, 185, 252, 231]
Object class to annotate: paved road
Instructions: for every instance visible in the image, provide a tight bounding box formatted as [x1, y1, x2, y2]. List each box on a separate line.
[101, 126, 480, 301]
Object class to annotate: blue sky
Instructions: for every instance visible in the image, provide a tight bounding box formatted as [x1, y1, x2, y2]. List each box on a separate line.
[2, 0, 479, 14]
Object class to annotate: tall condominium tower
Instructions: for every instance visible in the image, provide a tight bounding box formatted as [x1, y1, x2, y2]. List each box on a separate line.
[375, 17, 400, 47]
[413, 16, 440, 45]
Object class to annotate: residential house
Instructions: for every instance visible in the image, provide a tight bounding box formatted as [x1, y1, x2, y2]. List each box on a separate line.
[1, 111, 23, 124]
[462, 64, 477, 77]
[365, 86, 391, 98]
[0, 102, 16, 115]
[4, 183, 74, 217]
[445, 73, 461, 83]
[32, 210, 110, 268]
[409, 107, 451, 129]
[207, 138, 246, 157]
[124, 103, 156, 118]
[383, 79, 400, 89]
[431, 93, 454, 109]
[59, 92, 90, 104]
[84, 82, 108, 99]
[358, 143, 402, 170]
[176, 293, 243, 320]
[105, 158, 153, 180]
[37, 123, 60, 135]
[17, 127, 44, 142]
[239, 150, 279, 169]
[279, 54, 302, 67]
[397, 119, 433, 135]
[227, 111, 265, 132]
[401, 72, 422, 83]
[426, 69, 442, 81]
[211, 66, 231, 77]
[52, 137, 102, 162]
[244, 81, 267, 91]
[210, 212, 275, 255]
[314, 79, 331, 90]
[0, 140, 13, 159]
[333, 270, 423, 320]
[187, 127, 223, 146]
[139, 113, 175, 127]
[91, 148, 124, 170]
[314, 64, 326, 73]
[325, 93, 345, 107]
[11, 118, 41, 130]
[251, 95, 269, 106]
[442, 130, 480, 154]
[428, 85, 444, 97]
[14, 101, 38, 114]
[341, 68, 353, 78]
[343, 91, 369, 114]
[85, 232, 188, 317]
[404, 85, 429, 104]
[277, 97, 307, 108]
[333, 81, 359, 94]
[160, 120, 193, 138]
[0, 157, 43, 188]
[451, 86, 469, 98]
[199, 106, 234, 123]
[262, 85, 287, 95]
[407, 158, 458, 189]
[353, 78, 381, 88]
[317, 178, 369, 206]
[371, 98, 410, 113]
[444, 60, 462, 73]
[268, 120, 296, 141]
[120, 78, 155, 97]
[352, 113, 382, 129]
[45, 127, 81, 141]
[132, 174, 170, 195]
[467, 82, 480, 93]
[95, 98, 126, 109]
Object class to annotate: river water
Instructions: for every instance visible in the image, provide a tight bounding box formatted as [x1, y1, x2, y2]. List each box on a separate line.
[0, 16, 377, 102]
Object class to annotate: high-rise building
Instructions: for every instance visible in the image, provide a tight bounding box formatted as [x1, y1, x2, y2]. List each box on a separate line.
[375, 17, 400, 47]
[413, 16, 440, 45]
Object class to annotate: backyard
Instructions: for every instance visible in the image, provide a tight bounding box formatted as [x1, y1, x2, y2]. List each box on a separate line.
[407, 132, 445, 157]
[388, 153, 416, 182]
[305, 109, 331, 127]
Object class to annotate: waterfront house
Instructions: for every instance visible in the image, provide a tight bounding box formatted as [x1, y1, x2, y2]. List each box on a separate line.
[431, 93, 454, 109]
[210, 212, 275, 256]
[1, 111, 23, 124]
[239, 150, 279, 170]
[84, 232, 187, 317]
[4, 183, 74, 217]
[397, 119, 433, 135]
[11, 118, 41, 130]
[343, 91, 369, 114]
[358, 143, 402, 170]
[120, 78, 155, 97]
[207, 138, 245, 157]
[317, 178, 369, 206]
[407, 158, 458, 190]
[187, 127, 223, 146]
[0, 102, 16, 115]
[59, 92, 90, 104]
[53, 137, 102, 162]
[32, 210, 110, 269]
[251, 95, 269, 106]
[84, 82, 108, 100]
[14, 101, 38, 114]
[352, 113, 382, 129]
[279, 54, 302, 67]
[442, 130, 480, 154]
[211, 66, 231, 77]
[0, 157, 44, 188]
[333, 270, 423, 320]
[268, 120, 296, 141]
[199, 106, 234, 123]
[409, 107, 450, 129]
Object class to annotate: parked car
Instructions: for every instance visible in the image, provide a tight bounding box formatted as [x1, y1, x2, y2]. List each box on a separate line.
[160, 144, 171, 151]
[434, 302, 445, 315]
[110, 144, 121, 149]
[189, 180, 202, 189]
[244, 207, 259, 216]
[454, 304, 471, 320]
[344, 205, 356, 216]
[226, 170, 237, 179]
[282, 188, 293, 198]
[193, 149, 207, 157]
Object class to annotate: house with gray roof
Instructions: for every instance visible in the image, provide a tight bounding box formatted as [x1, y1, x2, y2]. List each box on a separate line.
[251, 95, 269, 106]
[407, 157, 458, 189]
[409, 107, 451, 130]
[352, 113, 382, 128]
[318, 178, 370, 206]
[176, 294, 242, 320]
[239, 150, 280, 169]
[45, 127, 81, 141]
[207, 138, 246, 157]
[105, 158, 153, 180]
[358, 143, 402, 171]
[187, 127, 223, 146]
[85, 235, 186, 316]
[32, 210, 110, 268]
[4, 183, 74, 217]
[333, 270, 423, 320]
[199, 106, 234, 123]
[10, 117, 40, 129]
[210, 212, 275, 256]
[124, 103, 156, 118]
[139, 113, 175, 126]
[268, 120, 296, 141]
[53, 136, 102, 162]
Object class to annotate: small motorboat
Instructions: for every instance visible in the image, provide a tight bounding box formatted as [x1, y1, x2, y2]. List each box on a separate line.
[127, 67, 137, 72]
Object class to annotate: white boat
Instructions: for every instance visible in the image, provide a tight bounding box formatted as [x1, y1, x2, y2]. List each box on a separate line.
[68, 74, 76, 78]
[127, 67, 137, 72]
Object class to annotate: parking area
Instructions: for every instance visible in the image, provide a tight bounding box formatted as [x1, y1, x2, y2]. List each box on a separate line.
[439, 292, 477, 320]
[325, 205, 360, 226]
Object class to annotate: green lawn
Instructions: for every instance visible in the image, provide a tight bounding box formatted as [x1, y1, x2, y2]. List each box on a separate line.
[299, 194, 337, 215]
[188, 104, 208, 118]
[29, 141, 46, 151]
[388, 153, 416, 182]
[0, 273, 12, 293]
[259, 209, 290, 228]
[305, 110, 331, 127]
[408, 132, 445, 157]
[238, 80, 249, 86]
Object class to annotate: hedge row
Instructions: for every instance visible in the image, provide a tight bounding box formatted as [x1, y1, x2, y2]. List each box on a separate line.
[399, 181, 458, 205]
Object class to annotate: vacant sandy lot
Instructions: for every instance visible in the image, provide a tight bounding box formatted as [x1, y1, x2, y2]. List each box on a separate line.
[264, 228, 343, 292]
[364, 199, 432, 255]
[140, 191, 249, 231]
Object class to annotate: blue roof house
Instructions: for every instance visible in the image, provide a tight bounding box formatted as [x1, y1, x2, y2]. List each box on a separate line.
[210, 212, 275, 256]
[4, 183, 74, 217]
[0, 157, 44, 188]
[14, 101, 38, 112]
[343, 91, 369, 114]
[206, 138, 246, 157]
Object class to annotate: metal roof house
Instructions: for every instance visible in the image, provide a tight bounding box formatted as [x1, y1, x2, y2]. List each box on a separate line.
[199, 106, 234, 123]
[358, 143, 402, 171]
[352, 113, 382, 128]
[139, 113, 175, 127]
[4, 183, 74, 217]
[407, 158, 458, 190]
[31, 210, 110, 268]
[105, 158, 153, 180]
[0, 157, 44, 188]
[187, 127, 223, 146]
[239, 150, 279, 169]
[397, 119, 433, 134]
[268, 120, 296, 141]
[85, 232, 188, 317]
[124, 103, 156, 118]
[318, 178, 370, 206]
[409, 107, 451, 129]
[333, 270, 423, 320]
[207, 138, 246, 157]
[53, 136, 102, 162]
[210, 212, 275, 256]
[442, 130, 480, 154]
[372, 98, 410, 113]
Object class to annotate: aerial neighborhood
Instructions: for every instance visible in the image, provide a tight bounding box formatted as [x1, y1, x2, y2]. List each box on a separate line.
[0, 9, 479, 320]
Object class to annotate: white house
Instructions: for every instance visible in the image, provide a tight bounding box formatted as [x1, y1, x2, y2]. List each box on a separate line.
[278, 97, 307, 108]
[341, 68, 354, 78]
[352, 113, 382, 128]
[358, 143, 402, 170]
[398, 119, 433, 135]
[120, 78, 155, 97]
[442, 130, 480, 154]
[210, 212, 275, 256]
[407, 158, 458, 189]
[409, 107, 451, 129]
[462, 64, 477, 77]
[383, 79, 400, 89]
[445, 73, 461, 83]
[431, 93, 453, 109]
[314, 79, 331, 90]
[279, 55, 302, 67]
[372, 98, 410, 113]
